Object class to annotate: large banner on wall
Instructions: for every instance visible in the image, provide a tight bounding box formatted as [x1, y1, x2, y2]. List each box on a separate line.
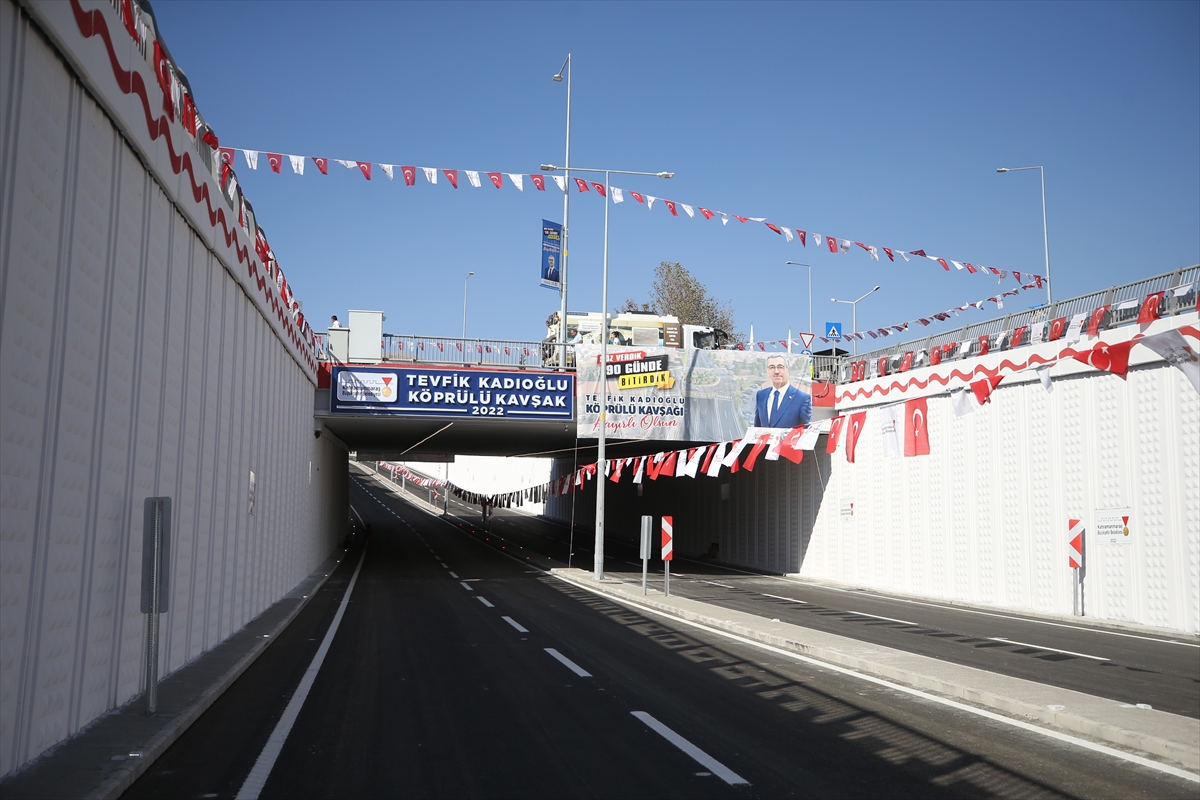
[331, 366, 574, 420]
[576, 345, 812, 440]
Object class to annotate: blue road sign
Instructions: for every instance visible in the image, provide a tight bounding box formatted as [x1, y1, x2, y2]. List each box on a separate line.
[825, 322, 842, 338]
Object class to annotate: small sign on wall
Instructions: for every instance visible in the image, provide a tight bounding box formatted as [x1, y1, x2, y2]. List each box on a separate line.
[1095, 508, 1131, 545]
[840, 499, 855, 520]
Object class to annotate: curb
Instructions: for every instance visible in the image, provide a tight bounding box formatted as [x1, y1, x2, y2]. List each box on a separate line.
[82, 553, 343, 800]
[550, 569, 1200, 772]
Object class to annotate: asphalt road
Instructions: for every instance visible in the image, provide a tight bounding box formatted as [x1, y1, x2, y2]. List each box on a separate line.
[420, 477, 1200, 720]
[122, 475, 1197, 799]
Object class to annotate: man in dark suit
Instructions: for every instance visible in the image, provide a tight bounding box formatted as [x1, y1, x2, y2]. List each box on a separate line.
[754, 355, 812, 428]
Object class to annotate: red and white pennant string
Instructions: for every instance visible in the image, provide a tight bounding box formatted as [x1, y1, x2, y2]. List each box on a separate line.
[222, 146, 1043, 289]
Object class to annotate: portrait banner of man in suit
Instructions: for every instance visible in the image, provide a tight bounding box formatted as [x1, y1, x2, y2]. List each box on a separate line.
[753, 354, 813, 429]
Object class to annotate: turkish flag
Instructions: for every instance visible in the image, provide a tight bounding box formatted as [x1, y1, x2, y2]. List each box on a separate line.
[904, 398, 930, 456]
[219, 147, 236, 168]
[845, 412, 867, 463]
[401, 166, 417, 186]
[936, 258, 951, 271]
[827, 235, 837, 253]
[766, 223, 782, 235]
[487, 172, 503, 188]
[1086, 305, 1110, 337]
[665, 200, 680, 216]
[741, 434, 772, 471]
[630, 192, 645, 203]
[590, 182, 606, 197]
[970, 374, 1003, 405]
[312, 157, 328, 175]
[357, 162, 372, 180]
[883, 247, 894, 261]
[796, 230, 807, 246]
[1048, 316, 1067, 341]
[574, 178, 589, 192]
[1012, 326, 1027, 347]
[776, 426, 806, 464]
[930, 348, 941, 366]
[444, 170, 459, 188]
[531, 174, 546, 191]
[900, 352, 913, 372]
[1138, 291, 1165, 324]
[265, 153, 282, 173]
[1072, 340, 1135, 378]
[978, 334, 990, 356]
[910, 249, 928, 257]
[735, 215, 749, 223]
[699, 208, 715, 220]
[826, 416, 846, 454]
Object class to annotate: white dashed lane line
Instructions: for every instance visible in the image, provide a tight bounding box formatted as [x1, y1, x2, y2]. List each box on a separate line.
[544, 648, 592, 677]
[460, 582, 473, 591]
[448, 571, 459, 578]
[476, 597, 494, 608]
[631, 711, 749, 786]
[761, 593, 808, 604]
[502, 616, 529, 633]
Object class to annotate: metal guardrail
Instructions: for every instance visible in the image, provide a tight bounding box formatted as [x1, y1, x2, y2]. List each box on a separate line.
[378, 335, 573, 370]
[839, 266, 1198, 383]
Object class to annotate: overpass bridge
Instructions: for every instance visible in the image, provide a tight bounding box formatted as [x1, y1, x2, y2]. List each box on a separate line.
[2, 0, 1197, 783]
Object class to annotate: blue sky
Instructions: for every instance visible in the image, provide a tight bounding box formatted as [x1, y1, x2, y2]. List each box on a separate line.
[153, 1, 1199, 345]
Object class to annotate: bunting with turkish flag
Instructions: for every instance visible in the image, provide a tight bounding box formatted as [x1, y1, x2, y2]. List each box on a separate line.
[1086, 305, 1110, 337]
[845, 412, 867, 463]
[1138, 292, 1165, 325]
[1072, 340, 1135, 379]
[826, 416, 845, 454]
[904, 397, 930, 456]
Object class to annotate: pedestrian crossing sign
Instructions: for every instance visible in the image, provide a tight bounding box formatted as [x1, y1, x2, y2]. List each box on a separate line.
[825, 322, 842, 338]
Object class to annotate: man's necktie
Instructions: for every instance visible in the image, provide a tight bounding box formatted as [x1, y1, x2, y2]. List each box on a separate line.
[771, 389, 781, 425]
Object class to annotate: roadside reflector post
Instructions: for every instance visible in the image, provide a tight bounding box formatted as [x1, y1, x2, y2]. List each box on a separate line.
[1068, 518, 1085, 616]
[662, 515, 674, 596]
[141, 497, 172, 715]
[640, 516, 652, 595]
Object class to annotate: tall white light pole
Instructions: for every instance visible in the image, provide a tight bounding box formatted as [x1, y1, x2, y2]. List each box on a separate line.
[785, 262, 812, 337]
[553, 56, 572, 354]
[541, 164, 673, 581]
[462, 271, 474, 339]
[996, 166, 1052, 305]
[831, 285, 880, 357]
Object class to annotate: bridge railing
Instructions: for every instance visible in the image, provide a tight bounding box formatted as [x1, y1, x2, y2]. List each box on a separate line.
[836, 266, 1198, 383]
[378, 335, 573, 370]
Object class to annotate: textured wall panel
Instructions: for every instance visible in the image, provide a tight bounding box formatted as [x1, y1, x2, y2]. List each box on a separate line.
[0, 5, 345, 775]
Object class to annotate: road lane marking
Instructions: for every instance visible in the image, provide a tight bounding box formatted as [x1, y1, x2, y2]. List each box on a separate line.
[699, 580, 734, 589]
[349, 504, 365, 527]
[545, 648, 592, 677]
[988, 637, 1108, 661]
[477, 597, 494, 608]
[449, 571, 459, 578]
[236, 550, 366, 800]
[460, 582, 473, 591]
[847, 610, 917, 626]
[631, 711, 748, 786]
[600, 594, 1199, 784]
[503, 616, 529, 633]
[761, 593, 808, 604]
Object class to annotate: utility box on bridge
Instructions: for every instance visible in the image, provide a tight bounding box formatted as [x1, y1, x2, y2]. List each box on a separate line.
[348, 310, 384, 363]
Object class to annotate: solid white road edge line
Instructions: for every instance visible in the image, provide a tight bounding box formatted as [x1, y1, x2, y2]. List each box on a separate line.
[761, 593, 808, 604]
[988, 637, 1108, 661]
[503, 616, 529, 633]
[631, 711, 749, 786]
[236, 549, 367, 800]
[349, 504, 365, 528]
[544, 648, 592, 677]
[578, 584, 1200, 784]
[477, 597, 494, 608]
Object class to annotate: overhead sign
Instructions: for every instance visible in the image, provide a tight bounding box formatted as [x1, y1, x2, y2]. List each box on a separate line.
[540, 220, 562, 291]
[825, 322, 842, 339]
[330, 366, 574, 420]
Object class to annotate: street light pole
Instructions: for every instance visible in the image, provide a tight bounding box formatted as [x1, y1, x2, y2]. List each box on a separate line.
[831, 285, 880, 356]
[541, 164, 672, 581]
[996, 166, 1052, 305]
[786, 262, 812, 336]
[462, 271, 474, 340]
[553, 56, 572, 353]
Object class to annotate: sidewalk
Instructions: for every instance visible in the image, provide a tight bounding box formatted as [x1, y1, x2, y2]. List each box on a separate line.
[549, 566, 1200, 773]
[0, 551, 343, 800]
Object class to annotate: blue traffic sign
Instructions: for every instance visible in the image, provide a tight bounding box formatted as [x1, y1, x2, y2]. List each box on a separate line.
[825, 322, 842, 338]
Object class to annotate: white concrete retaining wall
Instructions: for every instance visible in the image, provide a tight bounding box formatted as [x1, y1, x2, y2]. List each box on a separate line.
[0, 1, 344, 776]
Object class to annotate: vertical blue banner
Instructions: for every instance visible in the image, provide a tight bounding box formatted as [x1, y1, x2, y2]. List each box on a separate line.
[540, 220, 562, 291]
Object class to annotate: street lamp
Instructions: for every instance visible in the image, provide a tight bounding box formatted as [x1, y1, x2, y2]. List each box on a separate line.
[552, 56, 572, 352]
[541, 163, 672, 581]
[785, 262, 812, 338]
[831, 285, 880, 356]
[996, 166, 1052, 305]
[462, 271, 474, 340]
